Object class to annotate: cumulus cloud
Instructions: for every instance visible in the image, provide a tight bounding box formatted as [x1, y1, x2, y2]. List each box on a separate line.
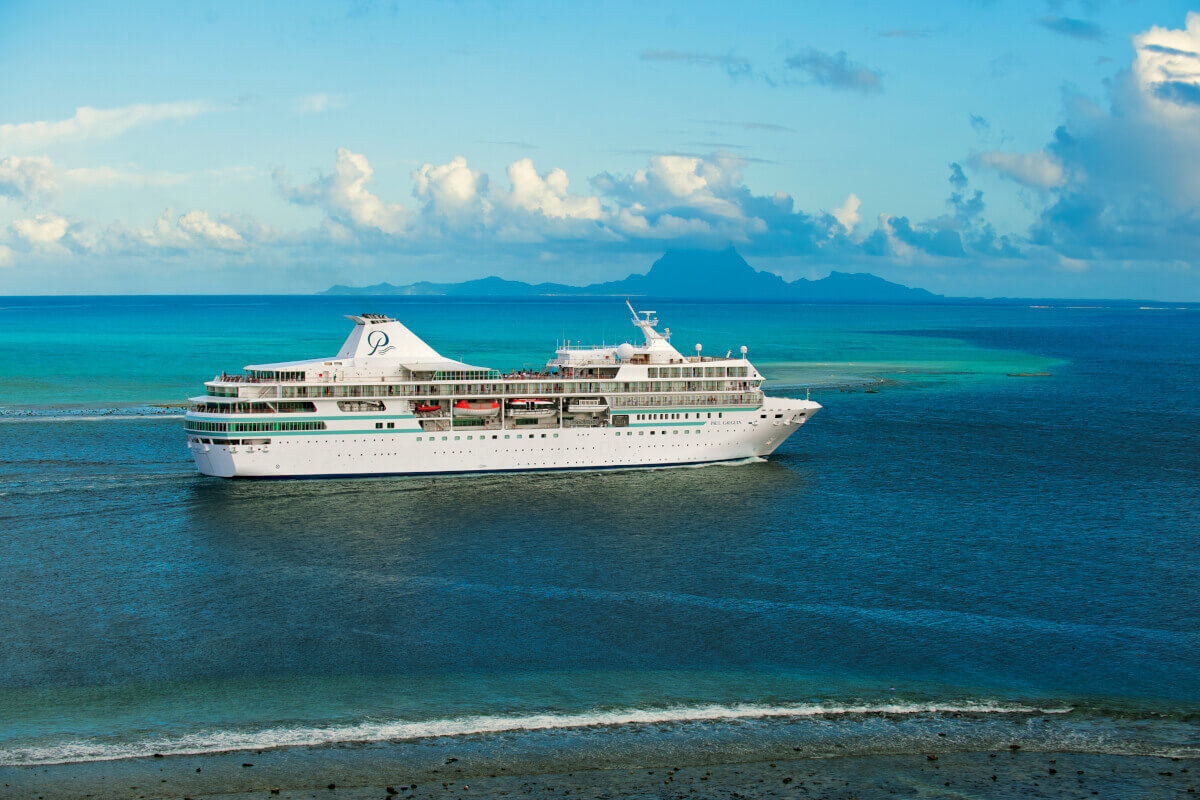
[0, 155, 58, 204]
[92, 209, 256, 255]
[11, 213, 69, 247]
[1037, 16, 1105, 41]
[1134, 12, 1200, 109]
[861, 164, 1021, 261]
[1023, 12, 1200, 261]
[783, 48, 883, 93]
[276, 147, 407, 235]
[176, 211, 246, 250]
[272, 148, 853, 255]
[504, 159, 603, 221]
[0, 100, 219, 151]
[592, 154, 749, 220]
[830, 194, 861, 232]
[412, 156, 490, 230]
[974, 150, 1066, 189]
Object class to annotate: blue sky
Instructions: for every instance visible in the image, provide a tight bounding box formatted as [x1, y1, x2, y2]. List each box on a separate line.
[1, 1, 1198, 298]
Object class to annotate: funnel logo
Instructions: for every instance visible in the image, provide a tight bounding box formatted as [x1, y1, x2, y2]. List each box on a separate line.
[366, 330, 395, 356]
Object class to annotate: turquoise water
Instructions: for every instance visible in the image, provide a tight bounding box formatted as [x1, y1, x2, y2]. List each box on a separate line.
[0, 298, 1059, 408]
[0, 298, 1196, 772]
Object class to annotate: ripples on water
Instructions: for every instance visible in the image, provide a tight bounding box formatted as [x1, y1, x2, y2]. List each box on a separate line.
[0, 302, 1196, 768]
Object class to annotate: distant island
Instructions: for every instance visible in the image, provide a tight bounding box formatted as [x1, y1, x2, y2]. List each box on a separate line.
[322, 247, 942, 303]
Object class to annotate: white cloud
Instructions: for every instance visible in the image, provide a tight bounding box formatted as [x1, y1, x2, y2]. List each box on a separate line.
[1023, 12, 1200, 261]
[504, 158, 603, 220]
[12, 213, 69, 247]
[277, 147, 408, 235]
[276, 148, 843, 253]
[412, 155, 490, 228]
[0, 100, 219, 151]
[974, 150, 1066, 189]
[1133, 11, 1200, 114]
[830, 193, 861, 231]
[177, 211, 246, 250]
[0, 155, 58, 204]
[0, 244, 15, 267]
[610, 206, 713, 239]
[64, 208, 258, 256]
[592, 155, 745, 219]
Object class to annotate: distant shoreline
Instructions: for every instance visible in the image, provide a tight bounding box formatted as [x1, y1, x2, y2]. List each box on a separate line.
[4, 294, 1197, 307]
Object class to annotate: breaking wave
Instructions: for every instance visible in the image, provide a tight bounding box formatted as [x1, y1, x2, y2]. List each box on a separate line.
[0, 701, 1070, 766]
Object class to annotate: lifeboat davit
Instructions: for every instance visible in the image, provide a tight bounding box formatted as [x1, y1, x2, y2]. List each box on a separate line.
[454, 400, 500, 417]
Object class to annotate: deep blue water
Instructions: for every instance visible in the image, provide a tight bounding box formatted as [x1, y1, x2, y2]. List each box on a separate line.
[0, 298, 1196, 766]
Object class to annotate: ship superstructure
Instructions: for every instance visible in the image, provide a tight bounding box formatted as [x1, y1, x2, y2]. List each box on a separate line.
[185, 303, 820, 478]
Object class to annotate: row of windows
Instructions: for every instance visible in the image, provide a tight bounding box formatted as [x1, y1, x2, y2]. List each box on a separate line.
[636, 412, 721, 420]
[416, 433, 561, 441]
[613, 393, 757, 409]
[189, 437, 270, 445]
[247, 370, 306, 381]
[412, 429, 702, 442]
[186, 420, 328, 433]
[648, 366, 749, 378]
[239, 381, 759, 399]
[190, 401, 317, 414]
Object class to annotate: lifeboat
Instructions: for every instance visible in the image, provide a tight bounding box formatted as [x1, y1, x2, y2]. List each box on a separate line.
[567, 398, 607, 414]
[414, 403, 442, 413]
[507, 399, 557, 418]
[454, 400, 500, 417]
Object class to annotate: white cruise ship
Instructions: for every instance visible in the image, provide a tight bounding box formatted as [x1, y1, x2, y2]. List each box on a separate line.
[185, 303, 820, 478]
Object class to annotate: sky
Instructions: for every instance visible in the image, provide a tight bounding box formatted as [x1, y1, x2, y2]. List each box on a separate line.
[1, 1, 1199, 299]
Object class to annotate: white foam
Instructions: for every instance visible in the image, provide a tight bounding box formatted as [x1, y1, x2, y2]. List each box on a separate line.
[0, 701, 1069, 766]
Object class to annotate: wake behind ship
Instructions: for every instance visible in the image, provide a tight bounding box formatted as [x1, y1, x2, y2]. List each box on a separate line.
[184, 303, 820, 478]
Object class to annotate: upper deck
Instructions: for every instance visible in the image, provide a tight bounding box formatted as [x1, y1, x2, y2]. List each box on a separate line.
[191, 304, 764, 413]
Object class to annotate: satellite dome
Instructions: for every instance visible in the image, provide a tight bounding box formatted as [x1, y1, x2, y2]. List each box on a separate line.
[616, 343, 636, 360]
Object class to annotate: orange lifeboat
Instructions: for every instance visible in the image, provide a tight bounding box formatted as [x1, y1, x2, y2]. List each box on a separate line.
[454, 400, 500, 417]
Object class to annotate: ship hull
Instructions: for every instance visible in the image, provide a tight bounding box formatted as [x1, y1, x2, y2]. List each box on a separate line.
[188, 399, 819, 479]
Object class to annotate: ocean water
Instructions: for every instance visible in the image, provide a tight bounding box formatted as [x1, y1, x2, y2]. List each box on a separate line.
[0, 298, 1197, 773]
